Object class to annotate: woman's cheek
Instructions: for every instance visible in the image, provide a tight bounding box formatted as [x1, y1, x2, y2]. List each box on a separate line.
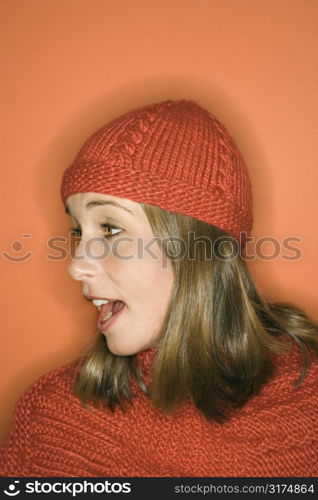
[110, 237, 135, 260]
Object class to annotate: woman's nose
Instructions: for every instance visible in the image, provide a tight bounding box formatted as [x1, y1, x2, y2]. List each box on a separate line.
[68, 256, 97, 281]
[68, 239, 98, 281]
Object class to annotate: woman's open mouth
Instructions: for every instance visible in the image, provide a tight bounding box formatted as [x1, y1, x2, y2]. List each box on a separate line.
[95, 299, 125, 332]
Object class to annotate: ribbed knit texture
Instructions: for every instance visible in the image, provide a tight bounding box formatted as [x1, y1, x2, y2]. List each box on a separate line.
[1, 339, 317, 477]
[61, 99, 253, 248]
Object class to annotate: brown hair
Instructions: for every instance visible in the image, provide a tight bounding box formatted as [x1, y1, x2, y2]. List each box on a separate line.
[73, 203, 318, 423]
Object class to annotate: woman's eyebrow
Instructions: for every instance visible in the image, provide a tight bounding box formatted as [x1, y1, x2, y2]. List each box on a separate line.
[65, 200, 135, 217]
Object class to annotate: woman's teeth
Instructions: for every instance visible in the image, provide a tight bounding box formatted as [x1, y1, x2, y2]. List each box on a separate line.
[92, 299, 109, 306]
[92, 298, 109, 311]
[103, 311, 113, 321]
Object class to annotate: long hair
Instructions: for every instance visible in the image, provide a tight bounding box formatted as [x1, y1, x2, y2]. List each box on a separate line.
[73, 203, 318, 423]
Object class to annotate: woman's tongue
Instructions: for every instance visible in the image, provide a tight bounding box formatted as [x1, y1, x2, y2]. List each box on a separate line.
[98, 300, 125, 325]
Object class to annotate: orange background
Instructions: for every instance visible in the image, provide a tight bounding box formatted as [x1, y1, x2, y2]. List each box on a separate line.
[1, 0, 318, 441]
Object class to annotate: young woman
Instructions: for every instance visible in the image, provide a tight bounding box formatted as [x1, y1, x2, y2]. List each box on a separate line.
[1, 99, 317, 477]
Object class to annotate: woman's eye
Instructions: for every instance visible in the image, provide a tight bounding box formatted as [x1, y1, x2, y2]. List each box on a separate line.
[100, 224, 123, 239]
[70, 228, 81, 237]
[69, 225, 123, 239]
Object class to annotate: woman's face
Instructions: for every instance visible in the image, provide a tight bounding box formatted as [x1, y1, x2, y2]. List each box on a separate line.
[66, 192, 174, 356]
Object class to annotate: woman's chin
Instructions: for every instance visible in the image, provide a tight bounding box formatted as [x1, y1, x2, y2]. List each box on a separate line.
[105, 339, 142, 357]
[105, 336, 154, 357]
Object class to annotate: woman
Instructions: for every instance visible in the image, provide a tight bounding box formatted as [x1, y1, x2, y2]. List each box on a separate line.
[1, 99, 317, 477]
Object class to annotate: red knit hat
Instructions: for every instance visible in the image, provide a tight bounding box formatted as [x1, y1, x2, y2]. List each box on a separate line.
[61, 99, 253, 248]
